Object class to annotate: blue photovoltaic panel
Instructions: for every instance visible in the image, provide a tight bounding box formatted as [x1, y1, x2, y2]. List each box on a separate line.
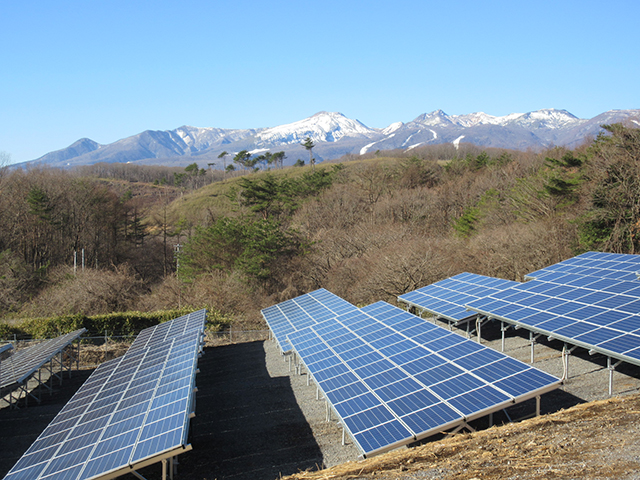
[288, 299, 560, 458]
[526, 251, 640, 282]
[4, 310, 205, 480]
[466, 269, 640, 366]
[0, 329, 86, 390]
[261, 288, 359, 353]
[129, 309, 207, 352]
[398, 273, 519, 323]
[288, 327, 414, 456]
[0, 343, 12, 355]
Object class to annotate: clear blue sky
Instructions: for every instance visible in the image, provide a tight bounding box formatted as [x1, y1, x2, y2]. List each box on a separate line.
[1, 0, 639, 164]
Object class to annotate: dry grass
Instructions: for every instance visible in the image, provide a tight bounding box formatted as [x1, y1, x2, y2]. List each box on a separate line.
[284, 394, 640, 480]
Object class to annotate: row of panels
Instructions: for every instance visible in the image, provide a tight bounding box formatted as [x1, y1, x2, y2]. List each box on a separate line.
[398, 252, 640, 368]
[0, 329, 86, 390]
[263, 292, 560, 458]
[4, 310, 206, 480]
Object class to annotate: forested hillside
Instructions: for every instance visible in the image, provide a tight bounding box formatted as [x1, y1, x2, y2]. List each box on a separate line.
[1, 123, 639, 334]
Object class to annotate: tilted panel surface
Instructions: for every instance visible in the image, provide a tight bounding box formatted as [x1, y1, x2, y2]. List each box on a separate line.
[398, 273, 519, 323]
[3, 314, 204, 480]
[288, 327, 414, 457]
[262, 289, 359, 353]
[129, 309, 206, 352]
[289, 299, 559, 457]
[358, 302, 559, 409]
[0, 329, 86, 389]
[526, 251, 640, 282]
[466, 271, 640, 366]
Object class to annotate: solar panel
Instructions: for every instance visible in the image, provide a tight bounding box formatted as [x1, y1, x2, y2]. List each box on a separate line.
[526, 251, 640, 282]
[0, 343, 12, 355]
[398, 273, 519, 324]
[466, 272, 640, 367]
[0, 329, 86, 390]
[261, 288, 359, 353]
[3, 310, 206, 480]
[288, 299, 560, 458]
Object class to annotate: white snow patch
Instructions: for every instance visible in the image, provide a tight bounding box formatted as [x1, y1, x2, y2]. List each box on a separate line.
[360, 134, 396, 155]
[429, 129, 438, 140]
[249, 148, 269, 155]
[633, 120, 640, 127]
[453, 135, 465, 149]
[360, 142, 377, 155]
[402, 131, 420, 147]
[406, 143, 424, 151]
[382, 122, 403, 135]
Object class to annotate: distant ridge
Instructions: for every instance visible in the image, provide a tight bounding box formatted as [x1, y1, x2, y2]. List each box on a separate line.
[21, 109, 640, 169]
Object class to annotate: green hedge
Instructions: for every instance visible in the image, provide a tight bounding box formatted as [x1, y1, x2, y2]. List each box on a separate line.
[0, 307, 233, 340]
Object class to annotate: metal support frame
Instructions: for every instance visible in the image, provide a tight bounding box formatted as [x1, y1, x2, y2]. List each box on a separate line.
[476, 316, 488, 344]
[502, 408, 512, 422]
[561, 344, 577, 383]
[500, 321, 508, 352]
[3, 342, 80, 409]
[449, 422, 476, 435]
[129, 454, 177, 480]
[529, 332, 541, 364]
[608, 357, 623, 397]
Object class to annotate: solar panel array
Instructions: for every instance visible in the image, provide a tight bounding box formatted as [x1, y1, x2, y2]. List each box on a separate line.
[466, 270, 640, 366]
[526, 251, 640, 282]
[0, 329, 86, 390]
[4, 310, 206, 480]
[287, 300, 560, 457]
[398, 273, 519, 324]
[261, 288, 359, 353]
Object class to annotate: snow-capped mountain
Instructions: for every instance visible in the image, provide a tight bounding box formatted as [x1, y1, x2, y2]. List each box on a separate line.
[255, 111, 377, 145]
[23, 109, 640, 169]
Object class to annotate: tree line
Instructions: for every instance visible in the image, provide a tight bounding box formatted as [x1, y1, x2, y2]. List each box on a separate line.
[1, 123, 639, 329]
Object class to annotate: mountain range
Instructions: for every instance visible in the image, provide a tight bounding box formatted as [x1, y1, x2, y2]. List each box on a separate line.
[24, 109, 640, 169]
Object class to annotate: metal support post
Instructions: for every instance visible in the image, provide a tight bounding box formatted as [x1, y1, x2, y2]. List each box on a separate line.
[536, 396, 541, 417]
[608, 358, 622, 396]
[530, 331, 535, 363]
[131, 470, 148, 480]
[501, 321, 506, 352]
[342, 426, 346, 445]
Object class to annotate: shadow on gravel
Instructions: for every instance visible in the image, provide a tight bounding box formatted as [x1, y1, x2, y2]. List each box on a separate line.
[178, 341, 324, 480]
[0, 368, 94, 478]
